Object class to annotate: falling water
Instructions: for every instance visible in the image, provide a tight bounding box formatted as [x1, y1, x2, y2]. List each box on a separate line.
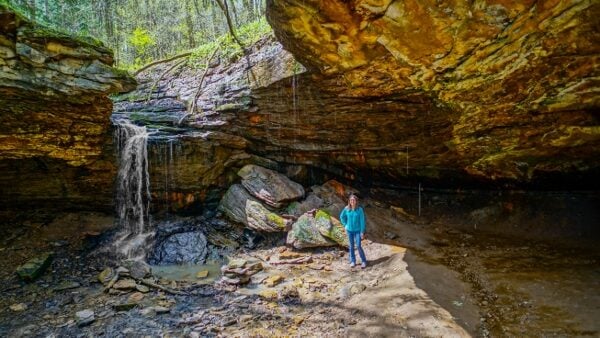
[113, 118, 153, 260]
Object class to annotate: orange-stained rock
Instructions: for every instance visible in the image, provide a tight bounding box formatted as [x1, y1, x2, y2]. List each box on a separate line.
[266, 0, 600, 182]
[0, 5, 135, 210]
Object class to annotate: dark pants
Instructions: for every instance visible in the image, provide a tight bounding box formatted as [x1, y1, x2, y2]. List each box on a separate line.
[347, 231, 367, 264]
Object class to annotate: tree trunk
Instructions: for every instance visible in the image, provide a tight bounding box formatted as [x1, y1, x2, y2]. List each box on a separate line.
[185, 0, 196, 48]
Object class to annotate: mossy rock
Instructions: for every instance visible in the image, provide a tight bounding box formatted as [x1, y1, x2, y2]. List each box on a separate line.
[314, 209, 349, 247]
[245, 199, 287, 232]
[16, 252, 53, 282]
[286, 214, 335, 249]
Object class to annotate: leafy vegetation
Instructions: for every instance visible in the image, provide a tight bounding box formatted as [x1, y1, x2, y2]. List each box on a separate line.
[6, 0, 269, 69]
[190, 17, 271, 67]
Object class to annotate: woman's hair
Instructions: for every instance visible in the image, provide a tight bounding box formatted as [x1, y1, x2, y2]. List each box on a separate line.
[347, 193, 358, 210]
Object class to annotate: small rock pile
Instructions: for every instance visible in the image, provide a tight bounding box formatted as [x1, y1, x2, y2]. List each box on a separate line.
[220, 259, 263, 285]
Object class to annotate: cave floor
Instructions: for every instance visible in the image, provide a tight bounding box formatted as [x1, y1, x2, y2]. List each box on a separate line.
[0, 208, 598, 337]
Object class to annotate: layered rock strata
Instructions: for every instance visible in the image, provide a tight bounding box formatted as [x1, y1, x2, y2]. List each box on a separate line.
[0, 5, 135, 211]
[265, 0, 600, 184]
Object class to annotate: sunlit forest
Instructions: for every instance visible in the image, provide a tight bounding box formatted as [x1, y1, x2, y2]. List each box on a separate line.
[6, 0, 269, 68]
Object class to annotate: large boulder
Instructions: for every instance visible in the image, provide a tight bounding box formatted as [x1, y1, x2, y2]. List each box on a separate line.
[151, 231, 208, 265]
[245, 200, 288, 232]
[219, 184, 260, 225]
[285, 193, 324, 217]
[238, 165, 305, 208]
[286, 214, 336, 249]
[314, 210, 349, 247]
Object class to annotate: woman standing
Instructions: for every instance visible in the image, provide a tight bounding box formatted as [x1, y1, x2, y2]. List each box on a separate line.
[340, 194, 368, 268]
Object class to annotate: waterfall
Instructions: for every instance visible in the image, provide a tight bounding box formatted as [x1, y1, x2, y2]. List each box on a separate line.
[113, 118, 153, 260]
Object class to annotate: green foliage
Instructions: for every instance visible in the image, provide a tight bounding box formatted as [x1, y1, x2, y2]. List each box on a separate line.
[5, 0, 269, 69]
[129, 27, 155, 67]
[190, 17, 272, 67]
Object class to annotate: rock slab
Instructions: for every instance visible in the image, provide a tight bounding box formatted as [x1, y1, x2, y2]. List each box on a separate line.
[238, 165, 304, 208]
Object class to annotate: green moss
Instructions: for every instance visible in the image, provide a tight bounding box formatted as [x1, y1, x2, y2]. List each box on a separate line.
[315, 209, 331, 221]
[267, 212, 286, 229]
[286, 201, 299, 214]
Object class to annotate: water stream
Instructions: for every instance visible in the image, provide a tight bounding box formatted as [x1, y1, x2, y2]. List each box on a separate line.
[113, 118, 154, 260]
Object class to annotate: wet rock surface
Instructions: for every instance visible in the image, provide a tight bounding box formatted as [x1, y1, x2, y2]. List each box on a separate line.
[151, 231, 208, 265]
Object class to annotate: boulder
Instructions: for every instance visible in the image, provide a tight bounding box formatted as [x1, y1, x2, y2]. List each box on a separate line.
[219, 184, 260, 225]
[75, 309, 95, 327]
[245, 200, 287, 232]
[238, 165, 305, 208]
[16, 252, 53, 282]
[285, 193, 324, 217]
[151, 231, 208, 265]
[121, 259, 151, 279]
[286, 214, 336, 249]
[314, 210, 349, 247]
[311, 180, 358, 217]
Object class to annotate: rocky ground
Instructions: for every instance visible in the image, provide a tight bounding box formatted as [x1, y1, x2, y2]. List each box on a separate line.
[0, 199, 597, 337]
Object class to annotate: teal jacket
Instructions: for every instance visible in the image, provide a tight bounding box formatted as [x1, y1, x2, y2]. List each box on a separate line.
[340, 206, 366, 233]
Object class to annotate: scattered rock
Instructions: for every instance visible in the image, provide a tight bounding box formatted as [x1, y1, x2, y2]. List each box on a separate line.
[293, 315, 304, 325]
[278, 251, 303, 260]
[349, 283, 367, 296]
[75, 309, 95, 327]
[128, 292, 145, 303]
[238, 164, 305, 208]
[136, 284, 150, 293]
[10, 303, 27, 312]
[228, 259, 247, 269]
[220, 259, 263, 285]
[54, 281, 81, 291]
[258, 289, 278, 300]
[140, 306, 171, 317]
[112, 279, 137, 290]
[98, 267, 114, 285]
[121, 259, 151, 279]
[239, 314, 254, 324]
[196, 270, 209, 278]
[16, 252, 53, 282]
[264, 275, 284, 287]
[113, 303, 138, 311]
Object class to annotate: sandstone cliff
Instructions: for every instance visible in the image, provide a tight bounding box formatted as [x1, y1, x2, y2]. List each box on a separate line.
[265, 0, 600, 182]
[0, 5, 135, 211]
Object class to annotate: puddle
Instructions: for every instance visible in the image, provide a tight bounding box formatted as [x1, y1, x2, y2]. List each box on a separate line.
[151, 260, 224, 283]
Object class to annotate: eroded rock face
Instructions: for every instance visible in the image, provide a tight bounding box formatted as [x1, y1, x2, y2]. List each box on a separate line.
[266, 0, 600, 184]
[0, 5, 135, 211]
